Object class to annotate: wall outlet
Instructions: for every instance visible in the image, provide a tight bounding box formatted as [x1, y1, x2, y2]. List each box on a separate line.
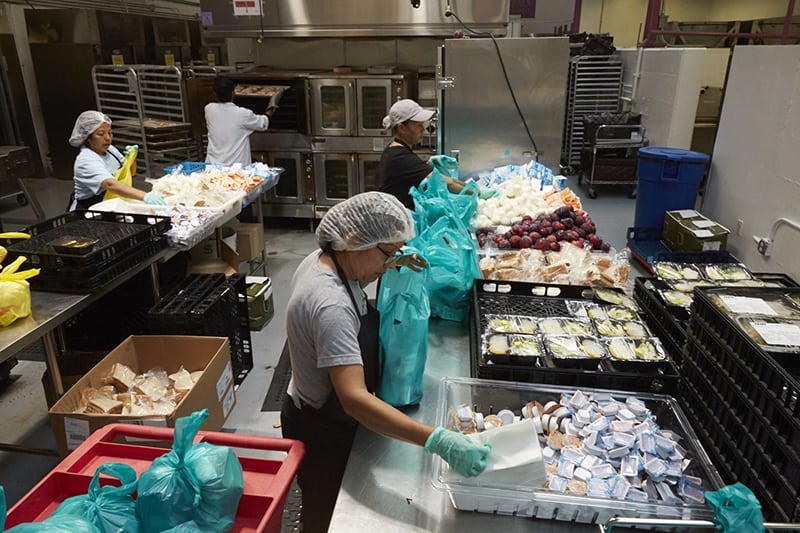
[736, 219, 744, 236]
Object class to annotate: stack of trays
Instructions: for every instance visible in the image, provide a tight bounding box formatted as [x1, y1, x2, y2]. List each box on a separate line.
[2, 211, 170, 293]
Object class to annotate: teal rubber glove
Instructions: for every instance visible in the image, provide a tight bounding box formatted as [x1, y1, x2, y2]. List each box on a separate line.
[143, 191, 167, 205]
[424, 426, 491, 477]
[478, 188, 498, 200]
[124, 144, 138, 157]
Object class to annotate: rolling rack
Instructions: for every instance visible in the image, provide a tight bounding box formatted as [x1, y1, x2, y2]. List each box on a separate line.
[579, 118, 646, 199]
[92, 65, 196, 178]
[561, 55, 624, 174]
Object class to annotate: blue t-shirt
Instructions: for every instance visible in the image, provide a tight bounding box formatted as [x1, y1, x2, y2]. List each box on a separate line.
[72, 145, 123, 205]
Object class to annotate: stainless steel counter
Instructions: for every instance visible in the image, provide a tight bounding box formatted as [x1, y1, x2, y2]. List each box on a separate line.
[328, 319, 599, 533]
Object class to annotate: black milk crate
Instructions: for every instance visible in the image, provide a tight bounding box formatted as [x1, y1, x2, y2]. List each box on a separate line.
[190, 274, 253, 385]
[633, 277, 690, 366]
[28, 238, 168, 293]
[147, 273, 227, 332]
[470, 280, 680, 395]
[2, 210, 171, 270]
[680, 335, 800, 521]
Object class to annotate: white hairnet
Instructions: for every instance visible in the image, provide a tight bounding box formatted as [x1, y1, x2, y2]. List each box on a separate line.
[69, 110, 112, 147]
[316, 191, 415, 251]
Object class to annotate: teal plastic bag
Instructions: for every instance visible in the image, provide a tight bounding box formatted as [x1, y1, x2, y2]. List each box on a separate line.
[705, 483, 765, 533]
[428, 155, 459, 180]
[410, 170, 478, 232]
[136, 410, 244, 533]
[51, 462, 140, 533]
[1, 485, 100, 533]
[416, 216, 481, 322]
[377, 246, 430, 406]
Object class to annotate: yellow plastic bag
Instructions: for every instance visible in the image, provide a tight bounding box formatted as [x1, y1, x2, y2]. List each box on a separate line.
[0, 256, 40, 327]
[103, 145, 137, 201]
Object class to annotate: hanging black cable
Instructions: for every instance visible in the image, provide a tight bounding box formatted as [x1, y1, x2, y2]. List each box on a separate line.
[445, 5, 540, 160]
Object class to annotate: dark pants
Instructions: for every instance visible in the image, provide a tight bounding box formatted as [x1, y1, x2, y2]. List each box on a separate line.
[281, 395, 357, 533]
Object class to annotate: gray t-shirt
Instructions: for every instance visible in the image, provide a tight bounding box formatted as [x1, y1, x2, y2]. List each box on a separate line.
[286, 250, 367, 409]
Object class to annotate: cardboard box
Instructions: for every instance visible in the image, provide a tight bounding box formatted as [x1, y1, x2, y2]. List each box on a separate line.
[662, 209, 729, 252]
[188, 238, 240, 276]
[49, 335, 236, 456]
[236, 223, 265, 262]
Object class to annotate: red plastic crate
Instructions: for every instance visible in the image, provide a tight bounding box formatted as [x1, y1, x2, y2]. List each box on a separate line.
[5, 423, 305, 532]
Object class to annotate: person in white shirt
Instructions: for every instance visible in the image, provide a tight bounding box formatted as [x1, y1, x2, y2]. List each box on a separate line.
[204, 76, 282, 166]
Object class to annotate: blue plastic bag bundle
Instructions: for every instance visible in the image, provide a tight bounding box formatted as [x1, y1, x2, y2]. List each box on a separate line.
[377, 246, 431, 406]
[705, 483, 765, 533]
[136, 410, 244, 533]
[1, 486, 101, 533]
[51, 462, 140, 533]
[416, 216, 481, 323]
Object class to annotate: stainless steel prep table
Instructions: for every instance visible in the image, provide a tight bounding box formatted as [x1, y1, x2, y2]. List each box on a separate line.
[0, 248, 171, 398]
[328, 319, 597, 533]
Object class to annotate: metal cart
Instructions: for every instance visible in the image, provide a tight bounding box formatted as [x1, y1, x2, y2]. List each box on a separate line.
[578, 123, 646, 199]
[600, 516, 799, 532]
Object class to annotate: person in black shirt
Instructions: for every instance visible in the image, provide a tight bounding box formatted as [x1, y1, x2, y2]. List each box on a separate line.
[378, 99, 471, 209]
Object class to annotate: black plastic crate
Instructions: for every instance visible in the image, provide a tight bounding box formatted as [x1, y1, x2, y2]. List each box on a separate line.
[2, 210, 171, 270]
[633, 277, 690, 364]
[680, 339, 800, 521]
[626, 227, 736, 273]
[147, 273, 227, 332]
[190, 274, 253, 385]
[470, 280, 680, 395]
[28, 237, 168, 293]
[679, 371, 799, 522]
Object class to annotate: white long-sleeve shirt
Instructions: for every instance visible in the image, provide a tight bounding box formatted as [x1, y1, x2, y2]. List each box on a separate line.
[204, 101, 269, 166]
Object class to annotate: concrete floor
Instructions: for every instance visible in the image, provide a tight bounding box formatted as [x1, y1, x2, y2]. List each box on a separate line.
[0, 175, 646, 511]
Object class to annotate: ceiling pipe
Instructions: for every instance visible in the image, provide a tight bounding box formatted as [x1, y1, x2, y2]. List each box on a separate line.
[572, 0, 582, 34]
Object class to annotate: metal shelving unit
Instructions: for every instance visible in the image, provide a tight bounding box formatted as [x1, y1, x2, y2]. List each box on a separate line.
[93, 65, 195, 178]
[561, 55, 624, 173]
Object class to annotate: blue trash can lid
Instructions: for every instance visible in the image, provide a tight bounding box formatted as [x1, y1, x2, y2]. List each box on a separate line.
[639, 147, 709, 163]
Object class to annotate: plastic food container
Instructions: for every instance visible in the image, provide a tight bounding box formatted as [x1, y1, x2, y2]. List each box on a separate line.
[431, 377, 723, 524]
[485, 334, 543, 365]
[49, 235, 99, 255]
[543, 335, 607, 369]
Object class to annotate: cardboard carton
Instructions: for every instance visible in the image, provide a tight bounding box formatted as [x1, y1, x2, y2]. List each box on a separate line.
[49, 335, 236, 456]
[236, 223, 265, 262]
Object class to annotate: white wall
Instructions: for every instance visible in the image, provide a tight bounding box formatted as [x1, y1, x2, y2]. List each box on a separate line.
[702, 45, 800, 281]
[618, 48, 706, 149]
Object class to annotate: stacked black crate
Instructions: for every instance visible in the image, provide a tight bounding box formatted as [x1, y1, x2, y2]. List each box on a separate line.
[680, 286, 800, 522]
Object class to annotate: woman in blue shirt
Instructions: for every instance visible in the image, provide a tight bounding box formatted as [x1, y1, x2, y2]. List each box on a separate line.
[68, 110, 165, 210]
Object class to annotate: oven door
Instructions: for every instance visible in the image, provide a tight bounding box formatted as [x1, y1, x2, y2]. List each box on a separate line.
[357, 153, 382, 193]
[355, 78, 393, 137]
[309, 79, 355, 136]
[263, 151, 313, 205]
[313, 152, 357, 209]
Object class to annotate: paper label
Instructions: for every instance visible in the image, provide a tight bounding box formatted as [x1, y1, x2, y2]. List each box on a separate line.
[751, 321, 800, 346]
[674, 209, 699, 219]
[719, 295, 778, 315]
[64, 417, 91, 450]
[222, 386, 236, 417]
[217, 362, 234, 401]
[692, 229, 714, 238]
[233, 0, 261, 16]
[702, 241, 721, 251]
[692, 220, 716, 228]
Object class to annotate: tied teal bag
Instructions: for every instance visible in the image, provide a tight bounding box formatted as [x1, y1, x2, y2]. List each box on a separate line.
[705, 483, 765, 533]
[136, 410, 244, 533]
[429, 155, 459, 180]
[51, 462, 140, 533]
[377, 246, 430, 407]
[1, 486, 101, 533]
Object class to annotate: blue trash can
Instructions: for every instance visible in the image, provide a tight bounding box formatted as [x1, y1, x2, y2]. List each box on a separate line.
[634, 147, 709, 229]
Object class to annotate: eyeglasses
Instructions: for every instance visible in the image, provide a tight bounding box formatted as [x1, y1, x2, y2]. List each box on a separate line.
[376, 245, 407, 266]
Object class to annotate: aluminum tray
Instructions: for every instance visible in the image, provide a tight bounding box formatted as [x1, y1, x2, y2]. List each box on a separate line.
[431, 377, 724, 524]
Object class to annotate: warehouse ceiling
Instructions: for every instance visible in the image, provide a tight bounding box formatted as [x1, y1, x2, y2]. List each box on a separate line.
[2, 0, 201, 20]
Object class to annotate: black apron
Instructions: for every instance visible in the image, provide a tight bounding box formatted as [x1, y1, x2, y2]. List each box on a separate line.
[68, 149, 123, 211]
